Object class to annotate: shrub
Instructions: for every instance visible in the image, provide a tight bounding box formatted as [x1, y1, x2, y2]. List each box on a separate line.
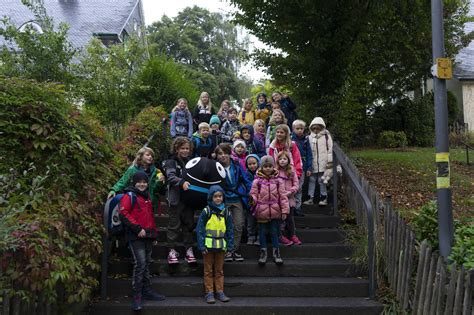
[411, 201, 439, 249]
[449, 220, 474, 270]
[0, 77, 118, 306]
[377, 131, 407, 148]
[114, 106, 172, 171]
[133, 56, 200, 113]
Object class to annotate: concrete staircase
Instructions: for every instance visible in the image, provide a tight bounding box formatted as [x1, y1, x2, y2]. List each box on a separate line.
[89, 203, 383, 314]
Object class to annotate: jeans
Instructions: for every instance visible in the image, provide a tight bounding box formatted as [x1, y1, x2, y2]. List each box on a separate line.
[308, 172, 327, 198]
[203, 251, 225, 293]
[129, 239, 153, 295]
[228, 201, 244, 250]
[247, 210, 257, 241]
[294, 175, 305, 210]
[259, 220, 280, 249]
[167, 200, 195, 248]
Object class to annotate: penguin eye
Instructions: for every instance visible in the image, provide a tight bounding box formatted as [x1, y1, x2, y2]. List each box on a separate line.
[216, 162, 226, 178]
[185, 157, 201, 169]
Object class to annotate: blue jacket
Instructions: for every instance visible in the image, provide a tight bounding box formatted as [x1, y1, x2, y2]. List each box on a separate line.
[192, 132, 213, 158]
[291, 132, 313, 172]
[196, 185, 234, 252]
[222, 160, 252, 203]
[240, 125, 266, 158]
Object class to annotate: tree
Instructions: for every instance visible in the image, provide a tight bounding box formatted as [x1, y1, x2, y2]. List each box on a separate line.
[147, 6, 249, 104]
[0, 0, 75, 84]
[230, 0, 473, 145]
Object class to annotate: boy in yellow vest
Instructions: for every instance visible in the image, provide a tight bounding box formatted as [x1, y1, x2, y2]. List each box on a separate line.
[196, 185, 234, 304]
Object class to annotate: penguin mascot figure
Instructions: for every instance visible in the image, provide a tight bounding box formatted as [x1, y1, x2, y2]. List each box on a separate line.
[181, 157, 226, 209]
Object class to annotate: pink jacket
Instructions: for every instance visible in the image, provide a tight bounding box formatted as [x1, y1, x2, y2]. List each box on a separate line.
[250, 170, 290, 221]
[268, 141, 303, 178]
[277, 169, 299, 208]
[231, 151, 247, 171]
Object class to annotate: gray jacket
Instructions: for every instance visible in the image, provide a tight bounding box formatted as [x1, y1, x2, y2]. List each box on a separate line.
[163, 155, 187, 206]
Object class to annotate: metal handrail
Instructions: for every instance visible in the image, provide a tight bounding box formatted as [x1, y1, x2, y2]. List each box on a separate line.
[332, 142, 376, 298]
[461, 141, 472, 165]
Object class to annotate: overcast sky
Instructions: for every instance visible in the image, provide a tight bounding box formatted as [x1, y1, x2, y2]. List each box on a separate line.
[141, 0, 268, 83]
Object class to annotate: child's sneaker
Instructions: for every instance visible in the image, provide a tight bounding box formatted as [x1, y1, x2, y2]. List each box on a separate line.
[253, 239, 260, 246]
[131, 294, 142, 311]
[303, 199, 314, 205]
[185, 247, 197, 264]
[319, 196, 328, 206]
[258, 248, 267, 265]
[280, 235, 294, 246]
[205, 292, 216, 304]
[290, 235, 302, 245]
[167, 249, 179, 265]
[224, 251, 234, 262]
[273, 248, 283, 265]
[142, 288, 166, 301]
[216, 291, 230, 302]
[233, 251, 244, 262]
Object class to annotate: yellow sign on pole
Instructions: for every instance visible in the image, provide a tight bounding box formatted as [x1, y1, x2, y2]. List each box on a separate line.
[436, 58, 452, 79]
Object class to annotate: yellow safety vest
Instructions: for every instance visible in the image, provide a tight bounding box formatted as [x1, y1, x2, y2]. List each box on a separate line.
[204, 207, 227, 250]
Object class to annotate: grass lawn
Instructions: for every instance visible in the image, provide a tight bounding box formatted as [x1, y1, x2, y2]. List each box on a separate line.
[348, 147, 473, 222]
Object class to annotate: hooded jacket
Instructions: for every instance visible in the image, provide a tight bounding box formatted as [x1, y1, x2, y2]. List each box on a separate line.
[170, 108, 193, 138]
[220, 119, 241, 142]
[192, 131, 213, 158]
[221, 159, 252, 203]
[196, 185, 234, 252]
[163, 154, 189, 206]
[308, 117, 333, 173]
[250, 169, 289, 221]
[238, 108, 256, 125]
[119, 187, 158, 241]
[291, 132, 313, 173]
[277, 169, 299, 208]
[240, 125, 266, 158]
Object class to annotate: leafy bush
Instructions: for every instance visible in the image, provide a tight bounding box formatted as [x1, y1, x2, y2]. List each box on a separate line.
[377, 131, 407, 148]
[449, 220, 474, 270]
[0, 77, 118, 306]
[133, 56, 200, 113]
[411, 201, 439, 249]
[114, 106, 172, 170]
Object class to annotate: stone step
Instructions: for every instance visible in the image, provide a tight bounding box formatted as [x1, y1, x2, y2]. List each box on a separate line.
[114, 243, 353, 259]
[145, 228, 345, 243]
[154, 213, 341, 229]
[106, 277, 370, 298]
[108, 258, 362, 278]
[90, 296, 383, 315]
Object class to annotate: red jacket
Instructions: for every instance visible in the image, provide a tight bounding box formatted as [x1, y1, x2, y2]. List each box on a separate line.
[119, 192, 158, 239]
[268, 141, 303, 178]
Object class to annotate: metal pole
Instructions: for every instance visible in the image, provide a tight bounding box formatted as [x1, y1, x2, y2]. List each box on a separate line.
[431, 0, 453, 259]
[332, 151, 338, 216]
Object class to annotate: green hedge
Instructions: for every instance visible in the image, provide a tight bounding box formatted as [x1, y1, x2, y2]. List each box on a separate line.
[0, 77, 118, 306]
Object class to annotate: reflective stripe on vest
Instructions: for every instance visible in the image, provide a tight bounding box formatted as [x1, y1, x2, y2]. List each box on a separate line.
[205, 209, 227, 250]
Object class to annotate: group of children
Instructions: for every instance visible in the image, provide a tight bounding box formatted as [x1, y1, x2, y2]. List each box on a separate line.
[110, 91, 334, 309]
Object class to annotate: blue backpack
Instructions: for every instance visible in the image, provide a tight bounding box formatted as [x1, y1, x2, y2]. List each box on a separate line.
[104, 192, 136, 236]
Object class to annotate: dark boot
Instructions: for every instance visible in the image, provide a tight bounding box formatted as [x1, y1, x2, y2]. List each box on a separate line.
[142, 288, 166, 301]
[273, 248, 283, 265]
[258, 248, 267, 265]
[131, 294, 142, 311]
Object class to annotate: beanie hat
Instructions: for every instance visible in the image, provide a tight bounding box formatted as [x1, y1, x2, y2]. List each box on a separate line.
[209, 115, 221, 126]
[132, 171, 148, 186]
[233, 139, 246, 150]
[260, 155, 275, 167]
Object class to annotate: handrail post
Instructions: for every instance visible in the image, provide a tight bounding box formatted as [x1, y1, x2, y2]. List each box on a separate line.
[332, 151, 338, 216]
[100, 220, 109, 299]
[466, 143, 470, 165]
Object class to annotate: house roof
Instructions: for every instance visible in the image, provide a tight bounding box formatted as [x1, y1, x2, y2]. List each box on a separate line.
[454, 2, 474, 80]
[0, 0, 141, 50]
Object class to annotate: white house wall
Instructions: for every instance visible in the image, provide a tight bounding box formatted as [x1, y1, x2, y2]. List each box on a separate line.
[462, 82, 474, 131]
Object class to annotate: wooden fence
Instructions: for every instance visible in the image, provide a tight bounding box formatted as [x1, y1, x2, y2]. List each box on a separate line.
[1, 291, 58, 315]
[339, 149, 473, 314]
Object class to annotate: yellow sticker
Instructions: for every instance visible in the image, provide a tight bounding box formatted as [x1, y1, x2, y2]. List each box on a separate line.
[437, 177, 450, 189]
[436, 152, 449, 162]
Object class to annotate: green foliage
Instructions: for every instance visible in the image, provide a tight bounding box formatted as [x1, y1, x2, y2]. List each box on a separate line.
[0, 77, 118, 306]
[449, 220, 474, 269]
[133, 56, 200, 112]
[114, 106, 171, 170]
[0, 1, 75, 84]
[74, 38, 146, 139]
[147, 6, 249, 102]
[377, 131, 407, 148]
[411, 201, 439, 249]
[230, 0, 472, 145]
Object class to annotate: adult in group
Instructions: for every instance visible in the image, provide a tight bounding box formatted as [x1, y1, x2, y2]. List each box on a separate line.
[271, 91, 297, 128]
[193, 91, 215, 129]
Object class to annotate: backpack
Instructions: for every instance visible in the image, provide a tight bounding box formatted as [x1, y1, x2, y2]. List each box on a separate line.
[104, 192, 137, 236]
